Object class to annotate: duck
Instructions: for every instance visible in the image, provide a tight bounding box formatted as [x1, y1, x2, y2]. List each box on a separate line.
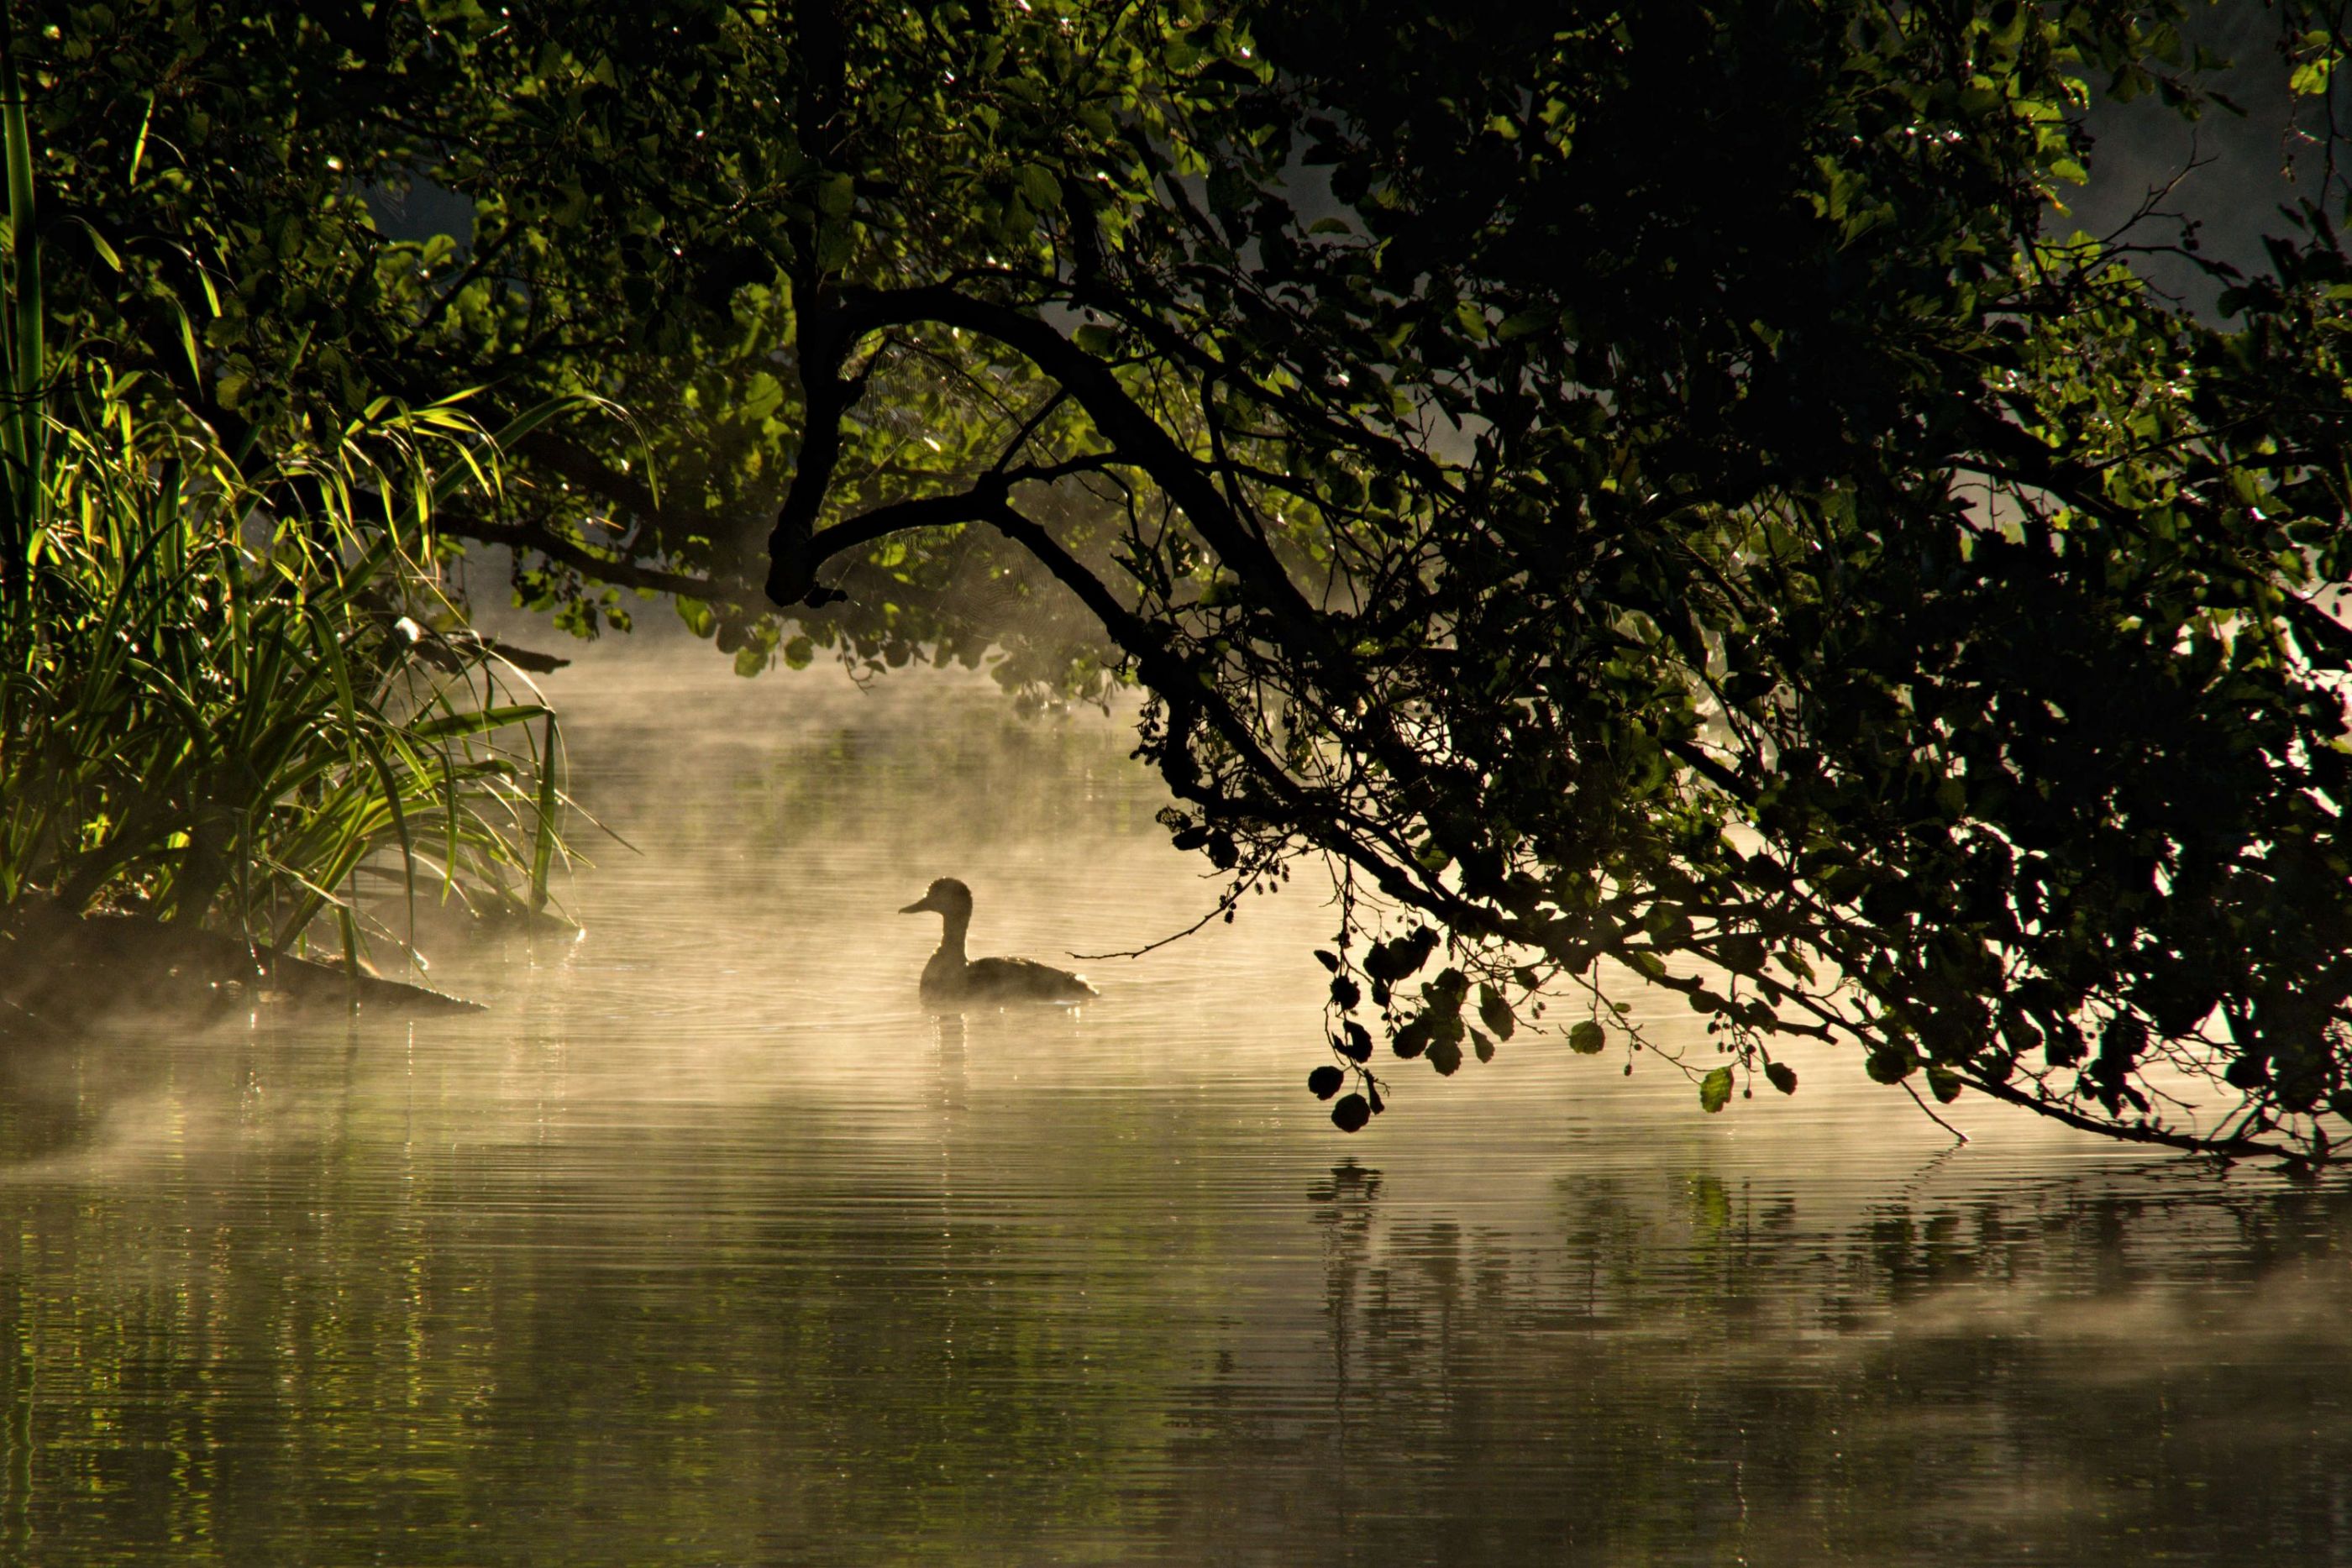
[899, 878, 1098, 1005]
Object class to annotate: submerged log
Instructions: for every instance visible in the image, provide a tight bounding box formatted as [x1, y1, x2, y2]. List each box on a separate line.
[0, 899, 485, 1035]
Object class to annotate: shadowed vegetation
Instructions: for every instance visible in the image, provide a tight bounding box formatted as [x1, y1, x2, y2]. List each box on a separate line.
[0, 42, 571, 1022]
[17, 0, 2352, 1159]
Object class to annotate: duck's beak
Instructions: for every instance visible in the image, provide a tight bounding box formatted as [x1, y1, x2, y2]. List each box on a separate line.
[899, 894, 934, 914]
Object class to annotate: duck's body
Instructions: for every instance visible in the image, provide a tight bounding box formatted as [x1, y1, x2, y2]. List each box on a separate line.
[901, 878, 1097, 1005]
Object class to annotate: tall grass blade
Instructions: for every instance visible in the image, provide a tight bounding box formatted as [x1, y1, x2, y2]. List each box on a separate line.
[0, 16, 39, 594]
[529, 711, 560, 915]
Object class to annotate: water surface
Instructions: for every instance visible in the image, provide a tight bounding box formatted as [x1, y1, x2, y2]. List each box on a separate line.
[2, 654, 2346, 1564]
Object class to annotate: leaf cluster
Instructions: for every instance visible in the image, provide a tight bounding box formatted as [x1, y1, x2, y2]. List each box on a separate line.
[24, 1, 2352, 1159]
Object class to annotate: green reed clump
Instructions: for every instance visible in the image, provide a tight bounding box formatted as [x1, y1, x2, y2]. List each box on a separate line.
[0, 380, 573, 968]
[0, 26, 574, 976]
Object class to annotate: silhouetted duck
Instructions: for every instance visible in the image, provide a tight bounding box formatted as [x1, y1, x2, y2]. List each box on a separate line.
[899, 878, 1098, 1005]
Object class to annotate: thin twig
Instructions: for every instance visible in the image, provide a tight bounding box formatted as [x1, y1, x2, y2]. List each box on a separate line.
[1905, 1079, 1973, 1146]
[1071, 884, 1242, 961]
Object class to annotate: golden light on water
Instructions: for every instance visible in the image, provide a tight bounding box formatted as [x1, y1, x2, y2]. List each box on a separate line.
[0, 649, 2340, 1564]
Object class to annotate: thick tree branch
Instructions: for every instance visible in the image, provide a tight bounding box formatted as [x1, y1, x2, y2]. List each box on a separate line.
[974, 491, 1527, 943]
[1960, 1070, 2297, 1163]
[449, 513, 739, 602]
[829, 283, 1357, 680]
[762, 456, 1121, 604]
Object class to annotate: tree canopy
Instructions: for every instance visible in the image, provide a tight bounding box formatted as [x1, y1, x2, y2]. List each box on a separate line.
[22, 0, 2352, 1162]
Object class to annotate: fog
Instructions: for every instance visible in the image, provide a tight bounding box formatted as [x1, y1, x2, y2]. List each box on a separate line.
[2, 633, 2348, 1563]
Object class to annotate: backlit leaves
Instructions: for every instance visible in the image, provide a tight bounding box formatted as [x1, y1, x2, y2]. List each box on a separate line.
[34, 0, 2352, 1163]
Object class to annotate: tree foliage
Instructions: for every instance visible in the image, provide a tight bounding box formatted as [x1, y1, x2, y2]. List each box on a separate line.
[22, 0, 2352, 1161]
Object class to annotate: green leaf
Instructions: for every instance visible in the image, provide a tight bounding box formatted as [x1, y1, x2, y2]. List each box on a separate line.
[1495, 308, 1551, 342]
[1013, 164, 1062, 211]
[1569, 1020, 1608, 1055]
[1699, 1066, 1735, 1113]
[743, 371, 785, 422]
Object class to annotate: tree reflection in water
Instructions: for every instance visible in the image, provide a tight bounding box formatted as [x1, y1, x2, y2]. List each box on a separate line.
[0, 1043, 2347, 1564]
[1152, 1163, 2352, 1565]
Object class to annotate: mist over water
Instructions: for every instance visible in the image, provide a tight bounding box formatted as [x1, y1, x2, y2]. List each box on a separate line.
[0, 651, 2347, 1565]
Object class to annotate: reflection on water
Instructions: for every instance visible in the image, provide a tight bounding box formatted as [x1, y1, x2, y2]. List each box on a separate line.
[1, 654, 2347, 1565]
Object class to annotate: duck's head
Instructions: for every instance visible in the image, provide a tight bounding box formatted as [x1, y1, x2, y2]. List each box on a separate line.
[899, 877, 974, 918]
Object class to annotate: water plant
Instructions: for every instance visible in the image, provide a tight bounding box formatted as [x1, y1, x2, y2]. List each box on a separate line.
[0, 30, 570, 988]
[0, 381, 572, 970]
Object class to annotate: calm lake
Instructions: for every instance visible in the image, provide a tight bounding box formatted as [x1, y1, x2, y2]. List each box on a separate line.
[3, 650, 2347, 1565]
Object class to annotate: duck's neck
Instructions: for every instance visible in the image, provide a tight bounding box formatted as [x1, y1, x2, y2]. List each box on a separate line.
[932, 910, 970, 968]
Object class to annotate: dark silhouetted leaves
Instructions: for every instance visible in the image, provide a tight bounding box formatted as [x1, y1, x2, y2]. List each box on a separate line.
[1765, 1061, 1798, 1095]
[2097, 1015, 2149, 1076]
[1866, 1050, 1917, 1084]
[55, 0, 2352, 1165]
[1341, 1020, 1373, 1061]
[1364, 927, 1439, 983]
[1477, 983, 1515, 1041]
[1331, 1092, 1371, 1132]
[1999, 1009, 2044, 1058]
[1715, 934, 1766, 973]
[1428, 1037, 1463, 1076]
[1329, 974, 1362, 1011]
[1308, 1065, 1344, 1099]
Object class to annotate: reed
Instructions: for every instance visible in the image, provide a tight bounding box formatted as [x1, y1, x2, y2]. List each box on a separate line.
[0, 28, 573, 978]
[0, 377, 575, 971]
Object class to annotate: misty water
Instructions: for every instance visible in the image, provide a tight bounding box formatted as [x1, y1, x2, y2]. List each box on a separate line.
[3, 652, 2348, 1565]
